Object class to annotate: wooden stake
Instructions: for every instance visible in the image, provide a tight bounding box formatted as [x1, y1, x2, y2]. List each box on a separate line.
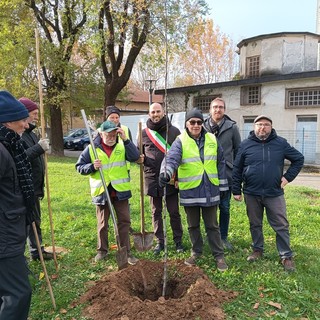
[35, 28, 58, 271]
[32, 222, 56, 309]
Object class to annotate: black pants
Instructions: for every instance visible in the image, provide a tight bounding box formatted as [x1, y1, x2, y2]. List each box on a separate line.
[0, 255, 32, 320]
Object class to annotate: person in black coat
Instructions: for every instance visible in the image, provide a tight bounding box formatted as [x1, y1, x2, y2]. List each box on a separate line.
[0, 91, 33, 319]
[137, 103, 184, 255]
[20, 97, 53, 261]
[232, 115, 304, 272]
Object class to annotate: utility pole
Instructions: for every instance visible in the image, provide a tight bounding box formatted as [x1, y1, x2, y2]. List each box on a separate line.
[145, 79, 157, 106]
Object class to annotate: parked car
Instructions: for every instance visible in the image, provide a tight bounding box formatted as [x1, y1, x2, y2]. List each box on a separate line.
[63, 128, 92, 149]
[69, 130, 98, 150]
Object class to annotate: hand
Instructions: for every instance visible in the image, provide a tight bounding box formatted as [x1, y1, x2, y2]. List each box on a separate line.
[116, 128, 127, 141]
[159, 172, 170, 188]
[136, 154, 144, 164]
[233, 194, 242, 202]
[93, 159, 102, 170]
[281, 176, 288, 189]
[38, 138, 50, 151]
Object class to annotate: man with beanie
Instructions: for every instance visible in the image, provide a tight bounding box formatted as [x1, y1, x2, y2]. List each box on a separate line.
[19, 97, 53, 261]
[137, 103, 184, 255]
[159, 108, 229, 272]
[76, 120, 140, 265]
[0, 91, 33, 319]
[203, 97, 241, 250]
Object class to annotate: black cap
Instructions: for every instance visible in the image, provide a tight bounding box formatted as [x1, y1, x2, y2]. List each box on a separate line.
[185, 108, 204, 123]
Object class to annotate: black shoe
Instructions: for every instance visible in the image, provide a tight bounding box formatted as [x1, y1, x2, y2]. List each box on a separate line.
[175, 242, 184, 253]
[31, 251, 54, 261]
[153, 243, 164, 255]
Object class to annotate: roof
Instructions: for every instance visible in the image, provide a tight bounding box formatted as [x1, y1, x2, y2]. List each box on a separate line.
[117, 90, 163, 103]
[154, 70, 320, 95]
[237, 32, 320, 49]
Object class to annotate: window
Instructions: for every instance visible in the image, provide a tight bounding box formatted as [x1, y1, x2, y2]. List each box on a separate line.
[193, 95, 220, 113]
[246, 56, 260, 78]
[286, 88, 320, 108]
[241, 86, 261, 105]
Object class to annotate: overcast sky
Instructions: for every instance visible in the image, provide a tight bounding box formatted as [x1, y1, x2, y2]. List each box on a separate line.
[206, 0, 318, 45]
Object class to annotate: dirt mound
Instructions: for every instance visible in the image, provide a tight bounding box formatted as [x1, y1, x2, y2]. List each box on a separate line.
[80, 259, 238, 320]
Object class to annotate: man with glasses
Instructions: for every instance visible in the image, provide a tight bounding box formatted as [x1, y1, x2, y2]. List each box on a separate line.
[159, 108, 229, 272]
[204, 97, 241, 250]
[232, 115, 304, 272]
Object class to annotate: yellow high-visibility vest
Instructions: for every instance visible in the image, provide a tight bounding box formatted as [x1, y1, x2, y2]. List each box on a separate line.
[178, 131, 219, 190]
[88, 144, 130, 197]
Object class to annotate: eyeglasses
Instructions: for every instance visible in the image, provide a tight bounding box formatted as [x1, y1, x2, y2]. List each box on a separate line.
[188, 120, 203, 126]
[212, 105, 225, 110]
[255, 123, 271, 128]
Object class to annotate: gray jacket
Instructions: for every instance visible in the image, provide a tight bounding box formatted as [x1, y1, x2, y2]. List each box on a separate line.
[204, 115, 241, 187]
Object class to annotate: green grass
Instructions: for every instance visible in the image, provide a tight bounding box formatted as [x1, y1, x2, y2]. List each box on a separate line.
[28, 156, 320, 319]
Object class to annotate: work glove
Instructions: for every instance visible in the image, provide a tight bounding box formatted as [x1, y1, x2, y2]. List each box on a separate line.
[38, 138, 50, 151]
[159, 172, 171, 188]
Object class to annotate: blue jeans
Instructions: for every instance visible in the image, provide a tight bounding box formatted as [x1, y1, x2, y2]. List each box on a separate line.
[219, 190, 231, 240]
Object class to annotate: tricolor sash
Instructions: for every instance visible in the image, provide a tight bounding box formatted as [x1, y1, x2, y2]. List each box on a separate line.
[145, 128, 171, 154]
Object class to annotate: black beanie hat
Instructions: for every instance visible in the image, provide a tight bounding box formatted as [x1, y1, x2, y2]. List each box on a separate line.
[106, 105, 120, 119]
[185, 108, 204, 123]
[0, 91, 29, 123]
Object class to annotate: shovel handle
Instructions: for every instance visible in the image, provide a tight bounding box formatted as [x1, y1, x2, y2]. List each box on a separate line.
[139, 122, 146, 234]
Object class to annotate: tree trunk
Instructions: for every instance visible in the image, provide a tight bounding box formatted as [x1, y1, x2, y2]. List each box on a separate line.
[49, 104, 64, 156]
[103, 81, 125, 120]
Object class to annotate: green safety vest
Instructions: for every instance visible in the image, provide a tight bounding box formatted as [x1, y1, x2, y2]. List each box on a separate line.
[178, 131, 219, 190]
[88, 144, 130, 197]
[119, 125, 130, 171]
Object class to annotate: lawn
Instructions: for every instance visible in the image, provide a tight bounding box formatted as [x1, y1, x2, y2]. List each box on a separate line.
[28, 155, 320, 319]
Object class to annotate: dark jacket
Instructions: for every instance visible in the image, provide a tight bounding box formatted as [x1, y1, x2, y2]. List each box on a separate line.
[0, 140, 28, 258]
[232, 129, 304, 197]
[204, 115, 241, 187]
[21, 124, 45, 197]
[160, 128, 228, 207]
[75, 135, 140, 205]
[140, 116, 180, 197]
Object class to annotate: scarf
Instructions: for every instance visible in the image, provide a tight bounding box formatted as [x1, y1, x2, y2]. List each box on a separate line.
[208, 117, 220, 136]
[146, 115, 168, 132]
[0, 124, 35, 224]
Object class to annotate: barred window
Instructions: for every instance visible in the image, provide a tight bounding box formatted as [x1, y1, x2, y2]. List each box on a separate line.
[287, 88, 320, 108]
[193, 95, 220, 113]
[246, 56, 260, 78]
[241, 86, 261, 105]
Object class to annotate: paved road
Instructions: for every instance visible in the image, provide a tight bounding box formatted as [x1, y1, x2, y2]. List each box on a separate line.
[64, 150, 320, 190]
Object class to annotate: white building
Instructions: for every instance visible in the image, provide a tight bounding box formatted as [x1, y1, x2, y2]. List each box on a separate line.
[155, 32, 320, 164]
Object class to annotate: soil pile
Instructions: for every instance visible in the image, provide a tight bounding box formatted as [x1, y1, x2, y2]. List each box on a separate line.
[80, 259, 238, 320]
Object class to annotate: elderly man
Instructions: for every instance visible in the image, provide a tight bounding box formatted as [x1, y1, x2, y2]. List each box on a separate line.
[19, 97, 53, 261]
[159, 109, 229, 272]
[137, 102, 184, 255]
[76, 120, 140, 264]
[0, 91, 33, 319]
[203, 97, 241, 250]
[232, 115, 304, 272]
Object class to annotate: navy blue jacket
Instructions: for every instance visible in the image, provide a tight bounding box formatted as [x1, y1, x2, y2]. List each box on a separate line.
[232, 129, 304, 197]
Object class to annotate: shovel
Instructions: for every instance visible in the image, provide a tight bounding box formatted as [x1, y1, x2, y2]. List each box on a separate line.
[81, 110, 128, 270]
[133, 122, 154, 251]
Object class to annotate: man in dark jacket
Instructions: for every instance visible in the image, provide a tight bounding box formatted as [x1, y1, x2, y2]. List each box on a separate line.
[0, 91, 33, 319]
[20, 97, 53, 261]
[137, 103, 184, 255]
[203, 97, 241, 250]
[232, 115, 304, 272]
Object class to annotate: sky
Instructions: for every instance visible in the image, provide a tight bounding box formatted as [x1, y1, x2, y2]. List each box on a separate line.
[206, 0, 318, 45]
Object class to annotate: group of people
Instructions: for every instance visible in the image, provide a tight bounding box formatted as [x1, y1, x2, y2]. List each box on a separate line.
[76, 97, 304, 274]
[0, 89, 304, 319]
[0, 91, 52, 319]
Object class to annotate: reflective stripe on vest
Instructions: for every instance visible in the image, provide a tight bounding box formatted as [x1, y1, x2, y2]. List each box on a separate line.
[88, 144, 130, 196]
[178, 131, 219, 190]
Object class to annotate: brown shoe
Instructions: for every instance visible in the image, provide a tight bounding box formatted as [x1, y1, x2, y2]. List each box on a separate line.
[281, 257, 295, 272]
[247, 250, 263, 262]
[216, 257, 228, 272]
